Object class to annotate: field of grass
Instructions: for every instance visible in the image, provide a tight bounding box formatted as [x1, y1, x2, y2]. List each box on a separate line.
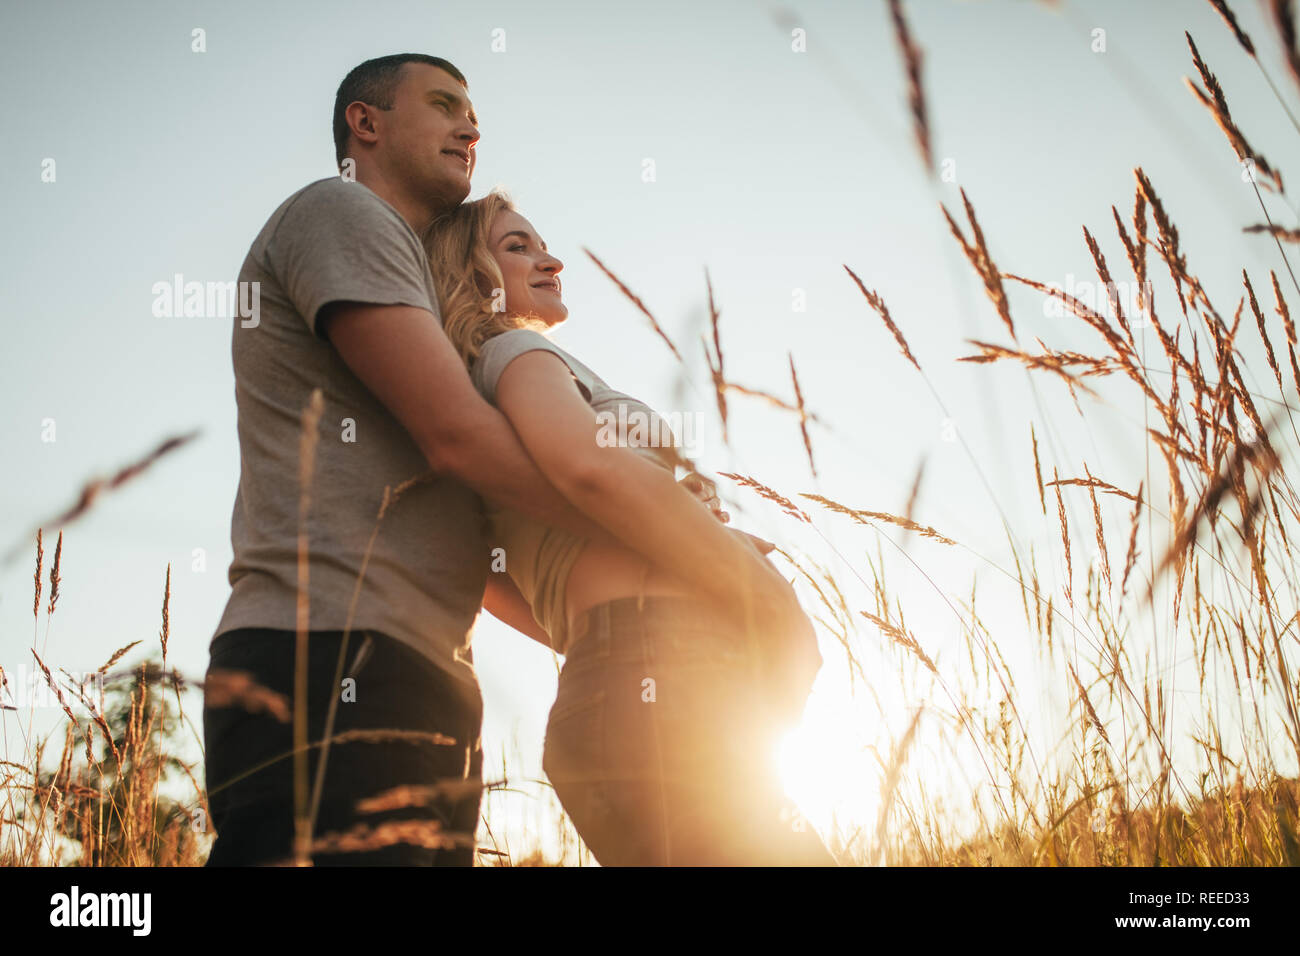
[3, 0, 1300, 866]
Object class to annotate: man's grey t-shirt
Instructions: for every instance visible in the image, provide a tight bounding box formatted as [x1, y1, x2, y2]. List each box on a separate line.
[214, 177, 490, 690]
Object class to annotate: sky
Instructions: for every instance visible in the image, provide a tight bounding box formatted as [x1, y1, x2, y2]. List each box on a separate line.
[3, 0, 1298, 862]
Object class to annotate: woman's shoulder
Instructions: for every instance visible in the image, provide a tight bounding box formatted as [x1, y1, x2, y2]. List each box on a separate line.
[474, 329, 606, 403]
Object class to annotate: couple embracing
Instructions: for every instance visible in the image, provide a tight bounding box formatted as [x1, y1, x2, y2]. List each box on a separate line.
[201, 53, 834, 867]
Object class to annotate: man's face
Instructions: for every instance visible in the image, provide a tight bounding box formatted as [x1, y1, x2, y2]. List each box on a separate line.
[378, 63, 479, 209]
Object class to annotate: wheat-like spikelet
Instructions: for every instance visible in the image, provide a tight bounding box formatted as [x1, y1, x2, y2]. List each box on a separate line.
[1244, 269, 1284, 393]
[1084, 464, 1113, 592]
[887, 0, 933, 173]
[717, 471, 811, 522]
[59, 669, 113, 744]
[1270, 0, 1300, 93]
[1003, 270, 1126, 356]
[1083, 226, 1139, 352]
[1209, 0, 1256, 54]
[702, 268, 730, 443]
[1118, 481, 1144, 608]
[328, 728, 459, 748]
[1068, 663, 1111, 747]
[720, 381, 827, 424]
[903, 459, 926, 532]
[801, 492, 955, 545]
[1031, 424, 1046, 515]
[1053, 467, 1073, 607]
[32, 529, 43, 621]
[1135, 168, 1192, 318]
[1112, 184, 1150, 321]
[1243, 223, 1300, 242]
[956, 338, 1102, 404]
[582, 247, 683, 364]
[843, 264, 922, 372]
[860, 610, 937, 675]
[1214, 299, 1275, 461]
[941, 188, 1016, 340]
[202, 669, 291, 723]
[788, 353, 817, 477]
[1184, 32, 1284, 191]
[30, 650, 77, 725]
[1003, 265, 1154, 404]
[1045, 475, 1140, 503]
[1269, 270, 1300, 394]
[158, 564, 170, 662]
[377, 471, 439, 522]
[305, 818, 473, 859]
[97, 641, 141, 675]
[354, 779, 483, 814]
[1150, 435, 1281, 594]
[47, 530, 62, 618]
[4, 433, 199, 567]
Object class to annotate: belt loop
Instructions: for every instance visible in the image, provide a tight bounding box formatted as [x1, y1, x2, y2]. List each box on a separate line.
[635, 562, 648, 614]
[592, 603, 608, 658]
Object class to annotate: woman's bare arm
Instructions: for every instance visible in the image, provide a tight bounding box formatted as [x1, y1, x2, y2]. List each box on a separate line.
[481, 570, 552, 648]
[492, 349, 806, 632]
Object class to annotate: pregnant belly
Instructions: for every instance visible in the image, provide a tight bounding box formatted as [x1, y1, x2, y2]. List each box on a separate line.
[563, 539, 695, 634]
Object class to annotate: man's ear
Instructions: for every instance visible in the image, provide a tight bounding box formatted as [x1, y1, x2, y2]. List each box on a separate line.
[344, 101, 382, 150]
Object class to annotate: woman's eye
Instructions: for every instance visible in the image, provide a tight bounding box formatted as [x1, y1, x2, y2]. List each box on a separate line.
[509, 243, 526, 252]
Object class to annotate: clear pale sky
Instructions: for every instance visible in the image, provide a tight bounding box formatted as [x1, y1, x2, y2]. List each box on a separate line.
[3, 0, 1297, 860]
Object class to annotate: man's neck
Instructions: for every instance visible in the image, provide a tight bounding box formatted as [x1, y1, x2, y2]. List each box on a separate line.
[354, 166, 444, 236]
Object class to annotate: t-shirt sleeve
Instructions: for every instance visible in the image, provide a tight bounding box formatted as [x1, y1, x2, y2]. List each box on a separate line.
[263, 180, 436, 339]
[471, 330, 595, 406]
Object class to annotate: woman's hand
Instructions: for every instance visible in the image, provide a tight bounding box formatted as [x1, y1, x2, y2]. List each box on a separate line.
[680, 472, 776, 555]
[679, 472, 727, 523]
[680, 471, 817, 711]
[676, 470, 784, 580]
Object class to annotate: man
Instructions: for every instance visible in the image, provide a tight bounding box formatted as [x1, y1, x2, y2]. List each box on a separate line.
[202, 53, 806, 866]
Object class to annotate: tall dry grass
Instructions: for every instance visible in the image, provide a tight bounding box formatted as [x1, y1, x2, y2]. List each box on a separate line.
[4, 1, 1300, 866]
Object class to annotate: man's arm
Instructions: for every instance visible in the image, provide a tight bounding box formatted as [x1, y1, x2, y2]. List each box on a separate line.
[321, 302, 804, 629]
[320, 302, 618, 546]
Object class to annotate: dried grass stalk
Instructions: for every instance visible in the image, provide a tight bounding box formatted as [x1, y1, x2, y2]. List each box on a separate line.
[844, 264, 922, 372]
[941, 188, 1017, 340]
[887, 0, 933, 172]
[583, 247, 683, 363]
[1184, 32, 1284, 192]
[801, 492, 955, 545]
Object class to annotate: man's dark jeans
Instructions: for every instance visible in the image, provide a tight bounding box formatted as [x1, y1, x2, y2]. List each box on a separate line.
[202, 627, 483, 866]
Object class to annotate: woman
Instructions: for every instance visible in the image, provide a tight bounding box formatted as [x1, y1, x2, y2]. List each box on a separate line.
[423, 189, 834, 865]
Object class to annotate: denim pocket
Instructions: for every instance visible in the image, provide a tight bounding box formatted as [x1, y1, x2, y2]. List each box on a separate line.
[543, 687, 606, 784]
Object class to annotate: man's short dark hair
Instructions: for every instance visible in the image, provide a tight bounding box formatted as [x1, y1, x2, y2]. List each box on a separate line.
[333, 54, 467, 167]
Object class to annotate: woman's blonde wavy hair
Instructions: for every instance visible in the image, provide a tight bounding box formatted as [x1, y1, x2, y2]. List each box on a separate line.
[421, 188, 550, 370]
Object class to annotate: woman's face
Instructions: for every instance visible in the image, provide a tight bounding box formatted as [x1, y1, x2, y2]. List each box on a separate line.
[487, 209, 567, 326]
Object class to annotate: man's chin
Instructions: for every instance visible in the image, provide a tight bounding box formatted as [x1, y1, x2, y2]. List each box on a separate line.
[428, 175, 471, 211]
